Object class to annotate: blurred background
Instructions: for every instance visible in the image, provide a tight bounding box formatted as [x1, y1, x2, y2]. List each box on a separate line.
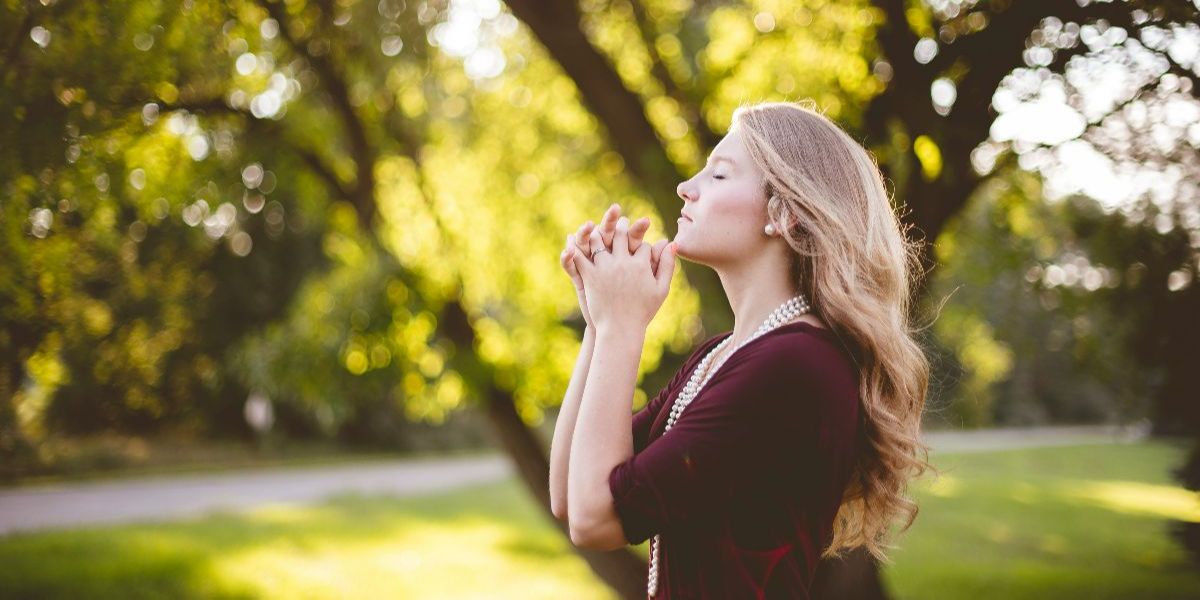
[1, 0, 1198, 598]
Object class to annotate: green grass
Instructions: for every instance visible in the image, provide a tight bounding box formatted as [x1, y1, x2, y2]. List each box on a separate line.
[0, 440, 1196, 599]
[884, 440, 1200, 600]
[0, 477, 619, 599]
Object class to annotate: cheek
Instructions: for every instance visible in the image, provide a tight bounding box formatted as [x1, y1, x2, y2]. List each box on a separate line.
[709, 187, 763, 229]
[687, 204, 760, 249]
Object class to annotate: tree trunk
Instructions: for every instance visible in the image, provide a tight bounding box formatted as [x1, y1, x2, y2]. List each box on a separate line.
[484, 384, 651, 599]
[429, 296, 650, 597]
[811, 546, 889, 600]
[0, 359, 37, 480]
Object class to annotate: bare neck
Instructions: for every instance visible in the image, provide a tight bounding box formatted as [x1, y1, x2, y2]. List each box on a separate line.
[715, 267, 802, 350]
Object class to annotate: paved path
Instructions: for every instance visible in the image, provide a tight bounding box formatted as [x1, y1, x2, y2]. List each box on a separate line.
[0, 452, 512, 536]
[0, 424, 1152, 536]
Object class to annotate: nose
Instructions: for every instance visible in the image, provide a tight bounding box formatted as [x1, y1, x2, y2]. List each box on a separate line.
[676, 180, 696, 204]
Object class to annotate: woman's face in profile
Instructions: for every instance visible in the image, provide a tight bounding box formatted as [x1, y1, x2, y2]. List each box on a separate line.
[674, 125, 770, 267]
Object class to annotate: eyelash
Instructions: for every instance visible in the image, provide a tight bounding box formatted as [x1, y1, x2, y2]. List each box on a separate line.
[712, 174, 726, 180]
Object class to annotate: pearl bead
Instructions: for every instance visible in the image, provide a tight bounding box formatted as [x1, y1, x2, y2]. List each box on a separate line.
[646, 293, 811, 597]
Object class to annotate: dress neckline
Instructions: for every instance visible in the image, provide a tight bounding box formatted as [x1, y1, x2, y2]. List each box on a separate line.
[698, 321, 838, 374]
[712, 319, 836, 348]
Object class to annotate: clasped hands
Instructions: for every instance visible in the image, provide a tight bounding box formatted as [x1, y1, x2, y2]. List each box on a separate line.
[559, 203, 678, 333]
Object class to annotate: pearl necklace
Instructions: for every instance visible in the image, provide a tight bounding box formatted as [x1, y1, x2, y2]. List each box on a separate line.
[646, 293, 811, 598]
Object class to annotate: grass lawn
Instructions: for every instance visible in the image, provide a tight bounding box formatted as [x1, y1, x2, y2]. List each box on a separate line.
[0, 440, 1196, 599]
[884, 439, 1200, 600]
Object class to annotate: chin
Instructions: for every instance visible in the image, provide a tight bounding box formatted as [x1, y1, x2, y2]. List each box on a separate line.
[672, 241, 702, 264]
[671, 236, 688, 258]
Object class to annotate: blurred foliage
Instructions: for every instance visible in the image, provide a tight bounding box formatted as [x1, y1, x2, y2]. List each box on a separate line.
[2, 0, 892, 458]
[0, 1, 330, 471]
[1, 0, 1196, 484]
[1, 0, 710, 467]
[928, 169, 1165, 428]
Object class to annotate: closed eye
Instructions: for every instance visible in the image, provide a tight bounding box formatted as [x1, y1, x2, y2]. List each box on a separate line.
[712, 174, 726, 180]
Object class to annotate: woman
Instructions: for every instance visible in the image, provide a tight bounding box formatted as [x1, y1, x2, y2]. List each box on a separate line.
[549, 100, 935, 598]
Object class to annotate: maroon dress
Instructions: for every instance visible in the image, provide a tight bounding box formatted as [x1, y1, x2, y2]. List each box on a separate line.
[608, 321, 861, 599]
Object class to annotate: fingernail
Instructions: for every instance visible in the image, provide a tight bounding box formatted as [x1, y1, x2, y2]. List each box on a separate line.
[618, 216, 629, 227]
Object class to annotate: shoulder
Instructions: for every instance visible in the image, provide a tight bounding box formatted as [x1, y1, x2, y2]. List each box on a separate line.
[735, 323, 857, 383]
[682, 330, 731, 371]
[715, 323, 860, 419]
[684, 323, 858, 393]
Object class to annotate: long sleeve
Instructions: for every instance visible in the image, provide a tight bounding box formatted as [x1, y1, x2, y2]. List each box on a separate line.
[630, 390, 665, 456]
[608, 335, 843, 546]
[631, 334, 728, 454]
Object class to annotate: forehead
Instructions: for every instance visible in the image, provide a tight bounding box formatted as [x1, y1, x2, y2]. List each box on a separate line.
[709, 128, 747, 163]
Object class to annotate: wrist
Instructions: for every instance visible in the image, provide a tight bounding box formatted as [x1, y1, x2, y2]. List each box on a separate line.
[594, 322, 647, 345]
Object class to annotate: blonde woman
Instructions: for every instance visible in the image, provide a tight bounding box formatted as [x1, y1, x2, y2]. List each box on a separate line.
[549, 100, 934, 598]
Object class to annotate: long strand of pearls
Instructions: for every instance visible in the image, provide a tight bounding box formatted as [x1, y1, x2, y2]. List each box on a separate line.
[646, 293, 811, 598]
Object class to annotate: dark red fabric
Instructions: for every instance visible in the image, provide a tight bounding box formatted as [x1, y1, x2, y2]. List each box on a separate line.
[609, 321, 861, 599]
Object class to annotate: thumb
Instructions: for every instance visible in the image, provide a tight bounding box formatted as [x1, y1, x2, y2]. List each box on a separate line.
[655, 241, 678, 290]
[649, 239, 668, 276]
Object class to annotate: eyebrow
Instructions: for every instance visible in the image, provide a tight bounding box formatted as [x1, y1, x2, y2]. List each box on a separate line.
[707, 155, 736, 168]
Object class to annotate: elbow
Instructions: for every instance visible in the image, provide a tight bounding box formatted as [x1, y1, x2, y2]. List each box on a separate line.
[549, 474, 569, 522]
[569, 522, 598, 550]
[550, 497, 568, 523]
[566, 483, 628, 550]
[569, 514, 626, 552]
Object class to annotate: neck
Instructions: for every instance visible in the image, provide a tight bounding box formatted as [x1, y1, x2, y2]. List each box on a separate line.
[715, 254, 802, 348]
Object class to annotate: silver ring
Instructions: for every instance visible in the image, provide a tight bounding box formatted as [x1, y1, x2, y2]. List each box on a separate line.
[591, 247, 609, 259]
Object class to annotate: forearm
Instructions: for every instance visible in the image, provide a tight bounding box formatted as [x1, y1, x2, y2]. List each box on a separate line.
[568, 325, 643, 533]
[549, 325, 597, 520]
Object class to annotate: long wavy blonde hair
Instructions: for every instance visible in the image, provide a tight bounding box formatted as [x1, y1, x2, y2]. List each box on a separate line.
[732, 99, 938, 565]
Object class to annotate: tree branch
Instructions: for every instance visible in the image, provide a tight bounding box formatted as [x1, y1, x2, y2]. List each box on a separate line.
[257, 0, 377, 231]
[0, 7, 34, 85]
[627, 0, 720, 151]
[156, 95, 353, 201]
[502, 0, 683, 216]
[504, 0, 733, 333]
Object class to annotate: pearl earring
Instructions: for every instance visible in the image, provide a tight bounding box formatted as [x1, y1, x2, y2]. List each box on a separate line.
[764, 193, 781, 237]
